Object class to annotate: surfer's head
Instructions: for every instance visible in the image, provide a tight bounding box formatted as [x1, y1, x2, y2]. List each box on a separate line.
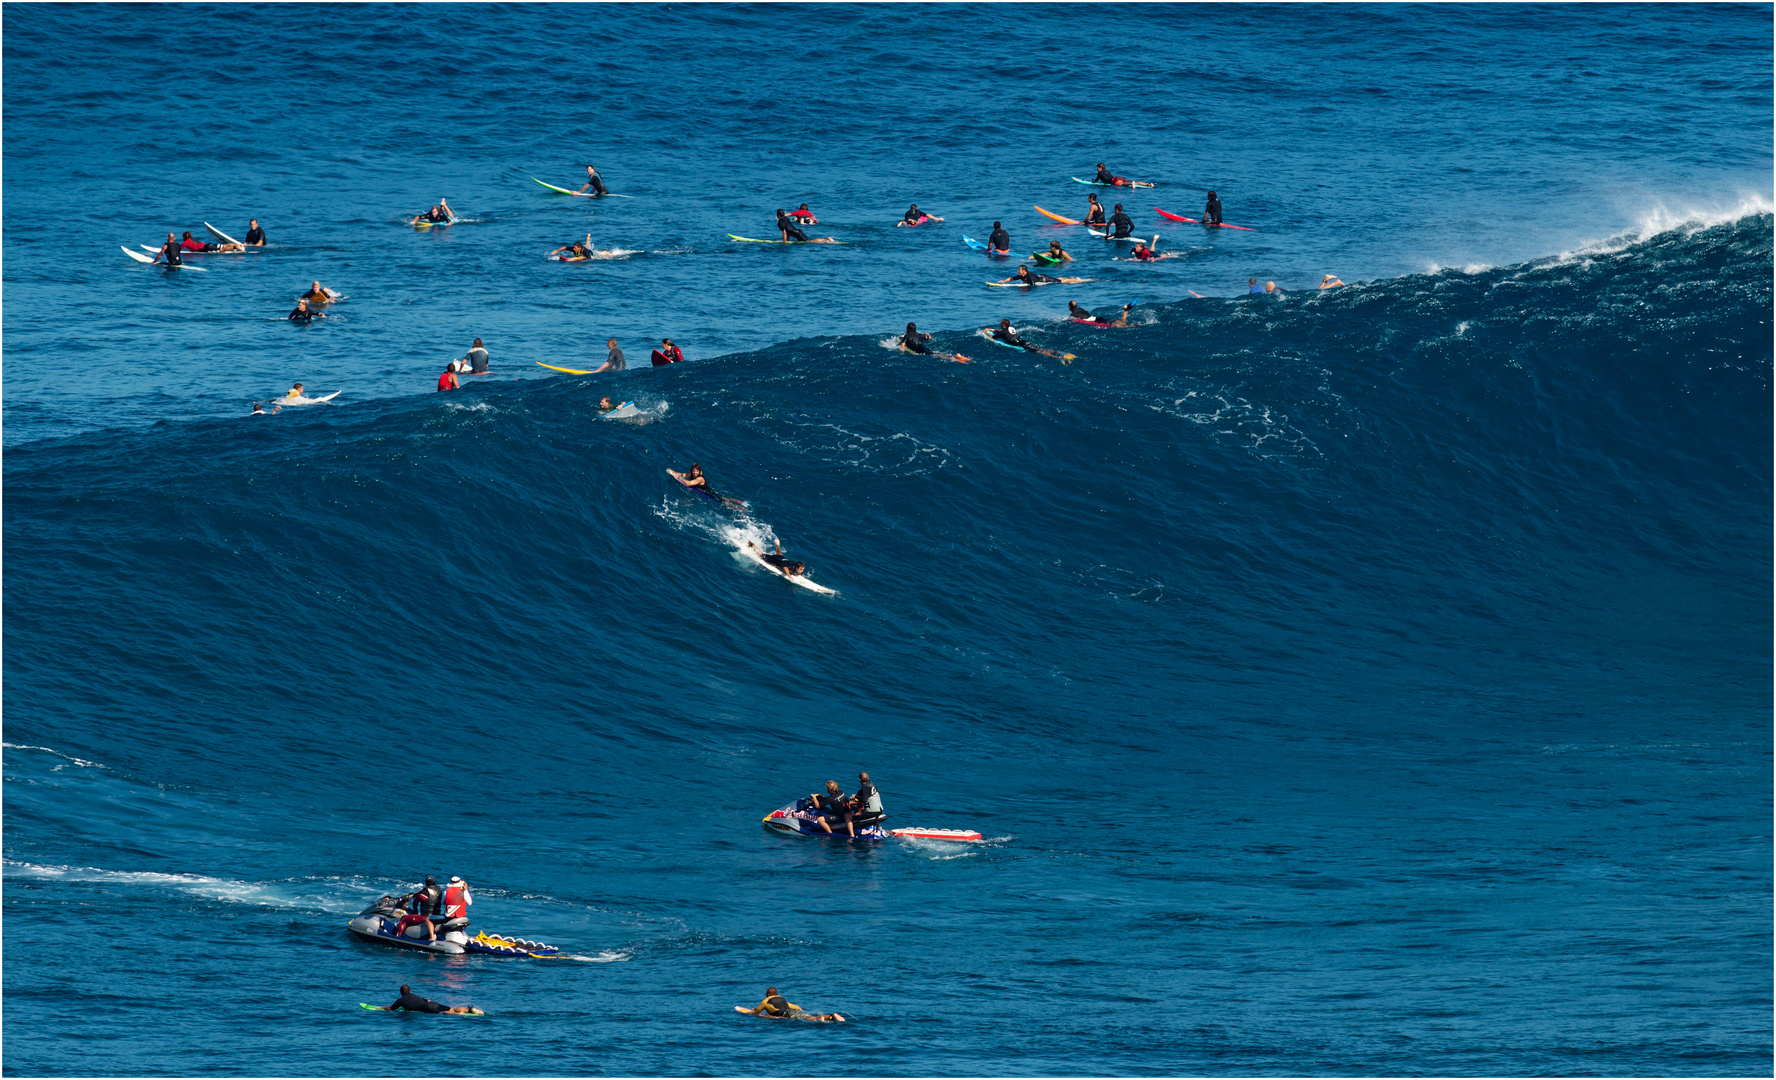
[765, 987, 778, 996]
[1114, 203, 1124, 212]
[400, 984, 411, 995]
[1000, 319, 1012, 329]
[787, 562, 805, 576]
[859, 771, 870, 783]
[826, 780, 842, 795]
[472, 338, 483, 348]
[905, 322, 918, 336]
[688, 463, 702, 478]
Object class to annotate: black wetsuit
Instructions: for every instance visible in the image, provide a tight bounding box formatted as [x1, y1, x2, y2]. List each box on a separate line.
[288, 307, 314, 323]
[776, 214, 809, 242]
[901, 332, 932, 355]
[1071, 306, 1095, 321]
[1203, 195, 1223, 225]
[988, 227, 1010, 251]
[390, 992, 449, 1014]
[588, 172, 609, 195]
[1096, 167, 1118, 185]
[759, 995, 791, 1018]
[426, 208, 447, 223]
[1109, 211, 1134, 238]
[159, 242, 182, 266]
[993, 327, 1029, 349]
[245, 225, 266, 245]
[1085, 203, 1106, 225]
[904, 209, 924, 224]
[418, 884, 444, 916]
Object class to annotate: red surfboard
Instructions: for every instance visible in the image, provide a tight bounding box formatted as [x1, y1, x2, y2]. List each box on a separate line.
[1155, 208, 1192, 222]
[1156, 207, 1253, 230]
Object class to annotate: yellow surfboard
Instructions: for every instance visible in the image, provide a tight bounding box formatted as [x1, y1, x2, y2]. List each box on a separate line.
[535, 362, 594, 374]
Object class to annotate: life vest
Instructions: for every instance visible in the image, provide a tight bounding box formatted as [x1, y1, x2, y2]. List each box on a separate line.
[859, 784, 884, 815]
[444, 883, 472, 918]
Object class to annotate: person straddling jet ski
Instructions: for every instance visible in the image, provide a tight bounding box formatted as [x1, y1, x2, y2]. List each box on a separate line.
[810, 772, 884, 836]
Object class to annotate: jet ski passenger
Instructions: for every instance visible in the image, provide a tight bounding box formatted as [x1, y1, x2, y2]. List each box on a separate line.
[380, 984, 484, 1015]
[741, 986, 844, 1023]
[443, 876, 473, 921]
[813, 779, 856, 836]
[853, 772, 882, 820]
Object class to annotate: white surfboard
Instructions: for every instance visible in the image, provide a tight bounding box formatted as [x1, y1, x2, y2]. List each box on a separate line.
[203, 221, 243, 246]
[280, 391, 341, 406]
[123, 246, 205, 269]
[741, 543, 836, 594]
[602, 401, 640, 419]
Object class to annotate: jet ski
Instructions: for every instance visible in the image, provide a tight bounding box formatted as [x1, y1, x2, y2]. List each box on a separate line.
[346, 895, 562, 958]
[762, 795, 888, 839]
[348, 896, 470, 954]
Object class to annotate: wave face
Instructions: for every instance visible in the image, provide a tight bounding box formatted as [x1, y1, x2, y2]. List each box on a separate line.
[6, 214, 1770, 1074]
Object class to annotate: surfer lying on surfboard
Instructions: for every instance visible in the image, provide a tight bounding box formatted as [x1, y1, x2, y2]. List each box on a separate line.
[669, 464, 746, 509]
[298, 281, 340, 305]
[1127, 238, 1179, 261]
[897, 203, 945, 227]
[549, 235, 593, 261]
[787, 203, 818, 223]
[1095, 162, 1152, 188]
[368, 984, 483, 1016]
[411, 198, 455, 227]
[737, 987, 844, 1023]
[180, 230, 244, 253]
[984, 319, 1069, 360]
[899, 323, 969, 363]
[995, 266, 1084, 287]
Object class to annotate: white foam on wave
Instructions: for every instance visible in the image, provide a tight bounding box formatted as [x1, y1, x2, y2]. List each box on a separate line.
[1557, 192, 1775, 262]
[2, 860, 370, 914]
[3, 743, 109, 770]
[563, 949, 631, 963]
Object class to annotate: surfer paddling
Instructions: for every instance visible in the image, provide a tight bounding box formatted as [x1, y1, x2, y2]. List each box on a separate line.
[550, 235, 593, 261]
[984, 319, 1068, 361]
[298, 281, 338, 305]
[787, 203, 818, 223]
[288, 298, 326, 323]
[997, 266, 1082, 286]
[899, 322, 969, 363]
[897, 203, 944, 226]
[669, 464, 745, 509]
[1128, 238, 1177, 261]
[737, 987, 844, 1023]
[411, 198, 454, 226]
[371, 984, 483, 1016]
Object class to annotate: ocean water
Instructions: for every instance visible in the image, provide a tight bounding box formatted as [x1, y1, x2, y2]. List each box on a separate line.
[3, 4, 1771, 1076]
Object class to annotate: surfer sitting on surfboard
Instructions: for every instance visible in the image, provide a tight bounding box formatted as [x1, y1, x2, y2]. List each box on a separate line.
[739, 987, 844, 1023]
[1084, 194, 1106, 226]
[988, 221, 1011, 255]
[1202, 191, 1223, 225]
[897, 203, 944, 227]
[1035, 240, 1073, 265]
[1108, 204, 1135, 238]
[245, 219, 266, 245]
[577, 165, 608, 196]
[288, 299, 326, 323]
[150, 233, 182, 266]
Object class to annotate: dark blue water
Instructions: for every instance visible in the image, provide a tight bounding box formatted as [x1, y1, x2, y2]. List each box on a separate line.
[4, 5, 1771, 1076]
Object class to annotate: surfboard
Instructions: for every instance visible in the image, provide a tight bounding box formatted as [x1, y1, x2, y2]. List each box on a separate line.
[1087, 228, 1143, 242]
[890, 827, 983, 841]
[742, 543, 836, 595]
[986, 277, 1087, 287]
[1154, 208, 1192, 222]
[203, 221, 244, 246]
[602, 402, 640, 419]
[123, 246, 205, 268]
[962, 236, 987, 250]
[281, 391, 341, 406]
[1155, 208, 1253, 230]
[727, 234, 845, 244]
[1034, 206, 1081, 225]
[550, 254, 590, 262]
[532, 177, 632, 198]
[1071, 176, 1155, 188]
[535, 362, 594, 374]
[359, 1003, 485, 1017]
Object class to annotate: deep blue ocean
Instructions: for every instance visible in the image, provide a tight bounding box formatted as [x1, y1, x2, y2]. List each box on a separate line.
[3, 4, 1771, 1076]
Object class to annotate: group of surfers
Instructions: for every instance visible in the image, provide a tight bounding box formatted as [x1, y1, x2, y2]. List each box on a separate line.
[372, 981, 843, 1022]
[148, 220, 268, 266]
[665, 462, 827, 584]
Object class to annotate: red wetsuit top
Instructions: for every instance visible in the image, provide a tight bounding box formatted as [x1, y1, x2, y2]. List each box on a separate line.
[1133, 247, 1156, 261]
[181, 238, 208, 251]
[788, 210, 816, 221]
[437, 370, 456, 391]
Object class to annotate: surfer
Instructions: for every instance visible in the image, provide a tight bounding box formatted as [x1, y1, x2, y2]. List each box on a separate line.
[150, 232, 182, 266]
[987, 221, 1011, 255]
[379, 984, 482, 1015]
[1084, 194, 1106, 226]
[550, 235, 593, 260]
[463, 338, 490, 374]
[898, 203, 943, 226]
[1249, 277, 1261, 293]
[787, 203, 818, 223]
[1111, 302, 1135, 327]
[598, 396, 616, 413]
[250, 401, 281, 416]
[1129, 239, 1168, 261]
[751, 538, 807, 580]
[775, 209, 811, 242]
[283, 382, 306, 402]
[1109, 203, 1135, 238]
[413, 205, 446, 226]
[1095, 162, 1130, 186]
[245, 218, 266, 245]
[1202, 191, 1223, 225]
[593, 338, 626, 373]
[1264, 281, 1279, 293]
[999, 266, 1063, 286]
[984, 318, 1064, 359]
[740, 987, 844, 1023]
[298, 281, 336, 305]
[651, 338, 684, 366]
[1319, 274, 1345, 289]
[180, 229, 240, 253]
[1035, 240, 1073, 265]
[900, 322, 935, 355]
[577, 165, 609, 196]
[1068, 300, 1100, 323]
[288, 298, 326, 323]
[438, 363, 459, 391]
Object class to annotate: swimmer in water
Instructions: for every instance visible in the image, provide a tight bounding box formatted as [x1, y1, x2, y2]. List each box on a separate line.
[288, 298, 326, 323]
[577, 165, 609, 196]
[738, 987, 844, 1023]
[370, 984, 484, 1016]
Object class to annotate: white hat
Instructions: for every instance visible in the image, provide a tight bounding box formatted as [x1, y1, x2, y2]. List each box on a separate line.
[449, 876, 464, 886]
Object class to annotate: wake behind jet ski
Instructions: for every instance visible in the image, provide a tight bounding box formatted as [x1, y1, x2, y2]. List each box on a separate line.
[346, 876, 560, 958]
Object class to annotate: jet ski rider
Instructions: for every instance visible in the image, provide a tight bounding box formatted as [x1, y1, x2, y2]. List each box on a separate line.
[392, 875, 445, 940]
